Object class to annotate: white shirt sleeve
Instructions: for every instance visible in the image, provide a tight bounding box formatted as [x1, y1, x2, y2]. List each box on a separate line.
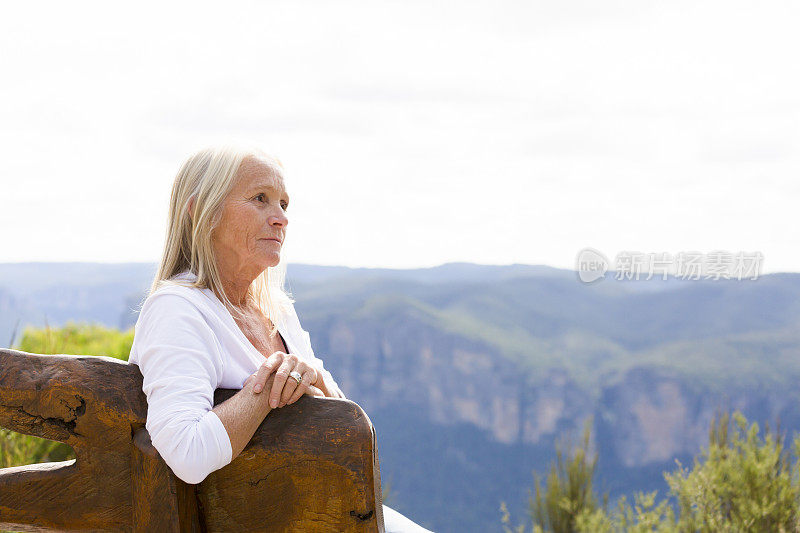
[132, 291, 233, 485]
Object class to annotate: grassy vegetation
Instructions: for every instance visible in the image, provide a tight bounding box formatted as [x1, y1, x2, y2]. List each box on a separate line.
[15, 321, 134, 360]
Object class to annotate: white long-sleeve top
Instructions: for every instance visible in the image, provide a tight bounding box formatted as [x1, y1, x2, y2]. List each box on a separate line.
[127, 270, 340, 484]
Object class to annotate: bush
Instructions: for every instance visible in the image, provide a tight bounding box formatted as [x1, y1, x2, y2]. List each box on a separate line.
[665, 411, 800, 532]
[501, 418, 607, 533]
[502, 410, 800, 533]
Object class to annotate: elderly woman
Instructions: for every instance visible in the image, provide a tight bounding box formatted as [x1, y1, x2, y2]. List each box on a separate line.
[127, 146, 433, 532]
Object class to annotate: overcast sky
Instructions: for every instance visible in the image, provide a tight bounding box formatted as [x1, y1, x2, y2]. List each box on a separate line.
[1, 1, 798, 272]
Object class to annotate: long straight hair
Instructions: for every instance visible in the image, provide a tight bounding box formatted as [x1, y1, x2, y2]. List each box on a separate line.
[148, 145, 293, 335]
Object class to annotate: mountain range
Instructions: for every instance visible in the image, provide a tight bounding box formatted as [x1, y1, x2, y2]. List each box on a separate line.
[1, 262, 799, 532]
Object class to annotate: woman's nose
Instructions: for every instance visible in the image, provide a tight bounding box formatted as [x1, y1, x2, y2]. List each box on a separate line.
[268, 210, 288, 227]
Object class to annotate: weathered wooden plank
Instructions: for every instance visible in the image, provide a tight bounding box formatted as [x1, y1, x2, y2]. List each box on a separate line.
[0, 350, 138, 531]
[131, 428, 181, 533]
[201, 391, 383, 532]
[0, 349, 385, 532]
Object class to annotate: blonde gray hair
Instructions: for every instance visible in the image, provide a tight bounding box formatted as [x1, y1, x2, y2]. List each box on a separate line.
[148, 145, 293, 335]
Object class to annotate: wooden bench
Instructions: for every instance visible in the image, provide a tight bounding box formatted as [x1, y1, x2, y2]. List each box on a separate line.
[0, 348, 386, 532]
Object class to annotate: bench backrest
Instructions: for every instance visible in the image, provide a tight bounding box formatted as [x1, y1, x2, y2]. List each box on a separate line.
[0, 349, 385, 532]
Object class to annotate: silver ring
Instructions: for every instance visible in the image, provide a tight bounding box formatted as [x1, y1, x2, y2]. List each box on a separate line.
[289, 370, 302, 385]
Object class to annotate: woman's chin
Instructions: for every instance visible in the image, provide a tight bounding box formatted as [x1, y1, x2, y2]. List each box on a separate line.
[257, 254, 281, 270]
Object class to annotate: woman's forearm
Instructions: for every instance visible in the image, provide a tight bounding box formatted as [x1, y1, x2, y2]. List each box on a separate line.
[213, 374, 276, 460]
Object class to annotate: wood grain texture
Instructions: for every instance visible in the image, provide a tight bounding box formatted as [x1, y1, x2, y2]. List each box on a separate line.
[0, 349, 385, 532]
[131, 427, 183, 533]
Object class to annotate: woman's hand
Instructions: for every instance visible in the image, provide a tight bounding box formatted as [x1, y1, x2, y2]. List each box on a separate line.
[314, 367, 347, 399]
[245, 351, 324, 408]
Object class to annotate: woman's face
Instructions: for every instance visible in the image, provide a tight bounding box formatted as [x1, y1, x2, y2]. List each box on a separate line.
[212, 156, 289, 280]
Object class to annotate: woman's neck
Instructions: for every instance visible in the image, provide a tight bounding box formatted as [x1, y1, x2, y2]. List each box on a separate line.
[221, 278, 251, 307]
[216, 262, 261, 307]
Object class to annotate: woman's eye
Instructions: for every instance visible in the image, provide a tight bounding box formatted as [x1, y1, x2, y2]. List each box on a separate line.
[255, 194, 287, 211]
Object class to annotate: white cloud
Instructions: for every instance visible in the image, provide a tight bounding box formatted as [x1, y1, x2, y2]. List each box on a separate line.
[0, 0, 798, 272]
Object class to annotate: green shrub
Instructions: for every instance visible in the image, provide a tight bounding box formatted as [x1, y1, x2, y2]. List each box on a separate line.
[501, 418, 607, 533]
[665, 411, 800, 533]
[502, 410, 800, 533]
